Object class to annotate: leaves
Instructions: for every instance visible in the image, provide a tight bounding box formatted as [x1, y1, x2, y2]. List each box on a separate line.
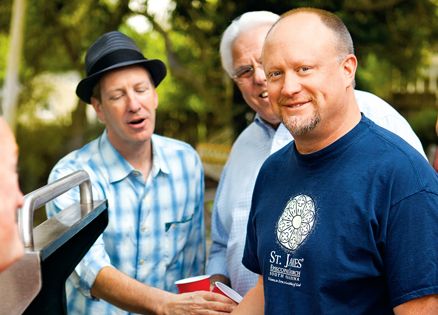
[1, 0, 436, 194]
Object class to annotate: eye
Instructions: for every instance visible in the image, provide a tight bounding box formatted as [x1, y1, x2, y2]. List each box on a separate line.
[233, 66, 254, 79]
[297, 66, 312, 73]
[267, 70, 282, 81]
[135, 84, 150, 93]
[240, 68, 253, 78]
[109, 94, 123, 101]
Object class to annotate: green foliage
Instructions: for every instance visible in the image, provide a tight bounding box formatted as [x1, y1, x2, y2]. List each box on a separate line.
[1, 0, 437, 195]
[16, 120, 104, 194]
[24, 0, 131, 75]
[0, 0, 12, 31]
[17, 122, 71, 194]
[406, 108, 438, 150]
[355, 53, 394, 99]
[0, 34, 8, 83]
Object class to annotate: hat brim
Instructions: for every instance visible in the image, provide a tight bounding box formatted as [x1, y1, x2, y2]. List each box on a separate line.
[76, 58, 167, 104]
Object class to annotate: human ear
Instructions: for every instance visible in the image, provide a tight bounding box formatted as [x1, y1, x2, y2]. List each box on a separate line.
[91, 98, 106, 123]
[152, 89, 158, 110]
[341, 54, 357, 88]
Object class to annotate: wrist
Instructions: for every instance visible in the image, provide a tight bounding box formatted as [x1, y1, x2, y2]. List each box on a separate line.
[153, 290, 176, 315]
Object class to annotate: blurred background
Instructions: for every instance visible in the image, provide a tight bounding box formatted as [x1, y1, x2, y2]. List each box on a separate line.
[1, 0, 437, 225]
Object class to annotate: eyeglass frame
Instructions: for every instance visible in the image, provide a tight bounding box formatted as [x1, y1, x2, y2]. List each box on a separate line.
[232, 62, 264, 83]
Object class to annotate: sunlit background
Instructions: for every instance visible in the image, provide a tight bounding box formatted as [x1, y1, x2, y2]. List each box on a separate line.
[1, 0, 437, 226]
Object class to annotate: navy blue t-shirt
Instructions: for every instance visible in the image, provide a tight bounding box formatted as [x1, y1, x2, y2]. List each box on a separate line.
[243, 116, 438, 314]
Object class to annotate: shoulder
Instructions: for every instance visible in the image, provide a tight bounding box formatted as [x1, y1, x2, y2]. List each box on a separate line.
[234, 121, 264, 144]
[152, 134, 202, 169]
[365, 119, 418, 160]
[50, 138, 100, 173]
[355, 89, 405, 123]
[229, 122, 258, 153]
[153, 134, 198, 154]
[355, 90, 426, 157]
[363, 120, 436, 192]
[354, 90, 394, 111]
[48, 137, 106, 186]
[152, 134, 196, 153]
[229, 120, 274, 157]
[354, 89, 409, 128]
[256, 141, 294, 184]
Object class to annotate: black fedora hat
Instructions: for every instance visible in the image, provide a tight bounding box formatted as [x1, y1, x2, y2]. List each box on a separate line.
[76, 31, 167, 104]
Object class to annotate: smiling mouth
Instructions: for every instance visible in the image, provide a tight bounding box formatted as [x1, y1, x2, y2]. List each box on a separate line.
[283, 100, 311, 109]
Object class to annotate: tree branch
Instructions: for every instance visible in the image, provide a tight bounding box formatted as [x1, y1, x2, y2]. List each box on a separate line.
[344, 0, 404, 11]
[142, 9, 214, 104]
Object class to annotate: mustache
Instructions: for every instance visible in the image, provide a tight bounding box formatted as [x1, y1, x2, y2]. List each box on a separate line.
[277, 95, 314, 106]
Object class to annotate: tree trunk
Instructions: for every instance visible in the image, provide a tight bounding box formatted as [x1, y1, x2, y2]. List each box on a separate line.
[2, 0, 26, 130]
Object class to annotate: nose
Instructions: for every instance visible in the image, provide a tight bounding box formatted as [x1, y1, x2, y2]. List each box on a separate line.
[281, 72, 301, 97]
[253, 65, 266, 85]
[127, 91, 141, 112]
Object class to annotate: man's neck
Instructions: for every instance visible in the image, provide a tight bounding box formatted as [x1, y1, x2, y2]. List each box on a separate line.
[294, 93, 361, 154]
[259, 116, 281, 130]
[108, 135, 153, 179]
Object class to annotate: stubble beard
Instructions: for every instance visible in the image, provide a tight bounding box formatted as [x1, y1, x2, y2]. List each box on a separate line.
[281, 108, 321, 136]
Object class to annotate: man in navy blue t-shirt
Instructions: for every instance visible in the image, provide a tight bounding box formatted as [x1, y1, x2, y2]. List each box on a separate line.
[232, 7, 438, 315]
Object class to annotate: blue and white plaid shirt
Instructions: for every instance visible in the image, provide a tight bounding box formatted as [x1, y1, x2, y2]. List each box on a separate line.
[47, 130, 205, 315]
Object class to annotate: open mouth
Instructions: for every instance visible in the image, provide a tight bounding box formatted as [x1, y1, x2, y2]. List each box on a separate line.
[128, 118, 145, 125]
[259, 91, 268, 99]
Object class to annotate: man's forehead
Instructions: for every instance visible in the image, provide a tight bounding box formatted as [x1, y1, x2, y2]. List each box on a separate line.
[267, 12, 325, 40]
[264, 13, 335, 57]
[235, 23, 272, 41]
[101, 65, 152, 81]
[232, 25, 272, 69]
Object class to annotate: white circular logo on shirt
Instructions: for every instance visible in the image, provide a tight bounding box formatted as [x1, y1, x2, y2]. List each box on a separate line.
[276, 194, 316, 251]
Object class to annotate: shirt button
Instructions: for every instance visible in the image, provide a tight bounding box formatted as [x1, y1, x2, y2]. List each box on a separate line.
[139, 259, 144, 265]
[133, 170, 141, 176]
[141, 225, 148, 232]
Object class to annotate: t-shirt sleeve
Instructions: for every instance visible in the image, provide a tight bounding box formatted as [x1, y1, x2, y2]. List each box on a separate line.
[385, 190, 438, 307]
[242, 204, 262, 275]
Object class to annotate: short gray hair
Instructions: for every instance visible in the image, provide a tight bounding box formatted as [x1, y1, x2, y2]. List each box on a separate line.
[219, 11, 279, 78]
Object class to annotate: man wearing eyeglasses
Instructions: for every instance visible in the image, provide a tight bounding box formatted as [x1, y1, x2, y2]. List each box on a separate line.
[206, 10, 427, 297]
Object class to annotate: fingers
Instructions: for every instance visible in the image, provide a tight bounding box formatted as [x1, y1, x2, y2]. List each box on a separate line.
[189, 291, 236, 304]
[181, 291, 237, 313]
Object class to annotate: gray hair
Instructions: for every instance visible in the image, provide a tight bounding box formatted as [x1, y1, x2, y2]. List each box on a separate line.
[220, 11, 279, 78]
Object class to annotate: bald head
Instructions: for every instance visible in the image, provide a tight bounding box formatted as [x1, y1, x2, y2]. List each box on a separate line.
[266, 8, 354, 59]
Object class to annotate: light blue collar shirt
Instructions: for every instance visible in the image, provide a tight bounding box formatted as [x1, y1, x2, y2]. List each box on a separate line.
[207, 114, 277, 295]
[47, 130, 205, 315]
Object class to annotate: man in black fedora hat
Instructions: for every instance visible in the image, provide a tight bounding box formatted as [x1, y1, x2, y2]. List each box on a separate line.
[47, 31, 235, 314]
